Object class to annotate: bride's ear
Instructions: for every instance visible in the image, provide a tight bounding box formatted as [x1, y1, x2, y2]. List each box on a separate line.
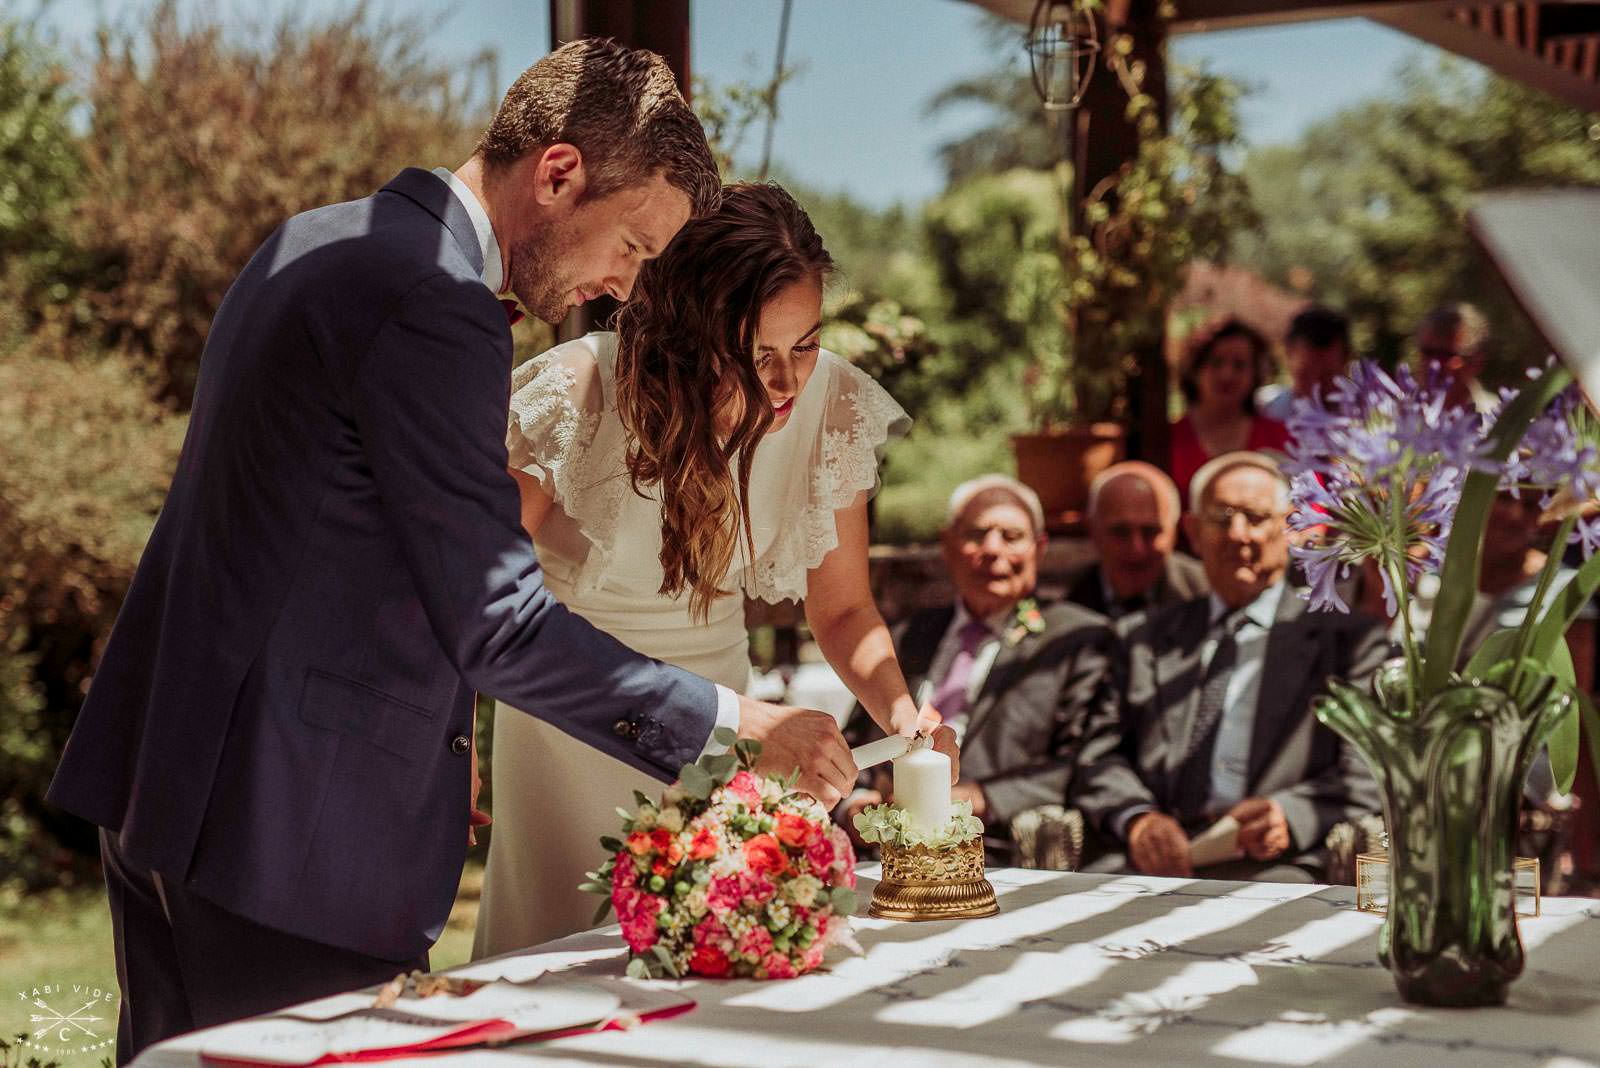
[532, 143, 587, 207]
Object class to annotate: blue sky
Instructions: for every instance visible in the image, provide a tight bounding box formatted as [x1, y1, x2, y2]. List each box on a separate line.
[32, 0, 1445, 208]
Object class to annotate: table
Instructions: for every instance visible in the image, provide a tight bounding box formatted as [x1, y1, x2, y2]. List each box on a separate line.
[135, 868, 1600, 1068]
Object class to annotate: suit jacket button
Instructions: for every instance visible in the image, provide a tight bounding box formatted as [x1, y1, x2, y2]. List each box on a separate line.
[613, 719, 636, 739]
[450, 734, 470, 755]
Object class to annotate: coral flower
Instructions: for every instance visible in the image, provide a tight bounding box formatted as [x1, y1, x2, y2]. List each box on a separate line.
[743, 833, 789, 876]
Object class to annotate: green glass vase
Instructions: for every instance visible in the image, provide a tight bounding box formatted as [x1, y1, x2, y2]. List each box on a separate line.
[1314, 661, 1572, 1007]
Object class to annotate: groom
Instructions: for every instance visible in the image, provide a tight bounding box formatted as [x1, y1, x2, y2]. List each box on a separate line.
[47, 39, 857, 1063]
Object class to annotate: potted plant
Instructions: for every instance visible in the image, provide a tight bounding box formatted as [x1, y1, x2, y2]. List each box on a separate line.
[1289, 360, 1600, 1007]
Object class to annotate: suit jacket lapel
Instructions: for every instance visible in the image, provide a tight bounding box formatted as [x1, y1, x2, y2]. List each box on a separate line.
[1155, 599, 1213, 785]
[964, 628, 1033, 741]
[1246, 592, 1322, 789]
[898, 606, 954, 701]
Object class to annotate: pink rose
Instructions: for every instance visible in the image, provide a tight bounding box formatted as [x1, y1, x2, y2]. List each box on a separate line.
[739, 871, 776, 907]
[761, 951, 796, 980]
[827, 826, 858, 888]
[692, 916, 728, 947]
[726, 770, 762, 804]
[805, 835, 834, 876]
[707, 875, 742, 913]
[738, 926, 773, 962]
[800, 943, 825, 973]
[619, 895, 663, 952]
[612, 856, 639, 892]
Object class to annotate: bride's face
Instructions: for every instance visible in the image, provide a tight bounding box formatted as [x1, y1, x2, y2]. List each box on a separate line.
[753, 277, 823, 434]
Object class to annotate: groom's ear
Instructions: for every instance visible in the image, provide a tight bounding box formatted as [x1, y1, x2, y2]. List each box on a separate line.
[531, 143, 587, 207]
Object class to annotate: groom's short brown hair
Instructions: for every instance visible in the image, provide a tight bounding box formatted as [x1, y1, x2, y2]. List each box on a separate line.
[477, 37, 720, 218]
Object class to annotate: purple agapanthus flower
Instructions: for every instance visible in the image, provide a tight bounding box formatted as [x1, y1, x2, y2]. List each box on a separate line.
[1287, 361, 1485, 620]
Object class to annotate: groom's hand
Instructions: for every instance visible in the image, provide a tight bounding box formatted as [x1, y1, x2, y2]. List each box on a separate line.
[736, 696, 855, 808]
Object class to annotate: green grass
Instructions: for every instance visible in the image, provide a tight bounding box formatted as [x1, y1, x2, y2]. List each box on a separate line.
[0, 859, 485, 1030]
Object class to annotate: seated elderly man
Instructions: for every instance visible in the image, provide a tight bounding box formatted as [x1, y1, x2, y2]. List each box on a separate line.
[842, 475, 1112, 864]
[1066, 461, 1208, 620]
[1073, 452, 1387, 883]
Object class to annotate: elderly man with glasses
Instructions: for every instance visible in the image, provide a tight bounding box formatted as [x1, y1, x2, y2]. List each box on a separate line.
[1072, 452, 1388, 883]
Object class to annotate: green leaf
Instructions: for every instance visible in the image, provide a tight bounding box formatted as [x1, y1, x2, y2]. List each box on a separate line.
[650, 943, 681, 978]
[678, 763, 715, 800]
[830, 887, 859, 916]
[633, 790, 655, 809]
[734, 738, 763, 767]
[1528, 549, 1600, 664]
[593, 898, 615, 926]
[703, 751, 739, 784]
[1423, 367, 1571, 696]
[577, 880, 609, 895]
[625, 957, 650, 980]
[713, 726, 739, 748]
[615, 806, 635, 822]
[599, 835, 623, 853]
[1550, 691, 1582, 797]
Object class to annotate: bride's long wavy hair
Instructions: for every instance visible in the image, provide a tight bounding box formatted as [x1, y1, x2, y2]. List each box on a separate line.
[613, 182, 833, 622]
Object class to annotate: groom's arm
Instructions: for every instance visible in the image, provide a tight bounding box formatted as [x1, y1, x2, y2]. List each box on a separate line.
[352, 272, 717, 778]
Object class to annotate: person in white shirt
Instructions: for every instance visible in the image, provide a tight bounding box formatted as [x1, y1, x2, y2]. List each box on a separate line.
[473, 182, 955, 955]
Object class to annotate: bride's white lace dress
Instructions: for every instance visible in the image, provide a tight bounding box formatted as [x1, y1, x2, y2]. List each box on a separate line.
[472, 332, 908, 956]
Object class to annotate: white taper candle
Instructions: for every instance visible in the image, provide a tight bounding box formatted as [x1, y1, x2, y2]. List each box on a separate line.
[893, 746, 951, 836]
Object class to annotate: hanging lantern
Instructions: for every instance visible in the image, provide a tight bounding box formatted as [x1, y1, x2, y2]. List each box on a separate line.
[1027, 0, 1100, 112]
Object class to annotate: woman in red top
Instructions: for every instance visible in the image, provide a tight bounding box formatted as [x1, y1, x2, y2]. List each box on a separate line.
[1169, 317, 1289, 510]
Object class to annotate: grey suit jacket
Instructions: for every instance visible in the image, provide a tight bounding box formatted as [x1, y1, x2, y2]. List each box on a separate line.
[845, 600, 1114, 852]
[1072, 583, 1388, 866]
[47, 169, 718, 961]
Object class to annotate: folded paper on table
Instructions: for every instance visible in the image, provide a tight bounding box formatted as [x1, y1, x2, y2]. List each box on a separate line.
[1189, 815, 1244, 868]
[196, 978, 693, 1066]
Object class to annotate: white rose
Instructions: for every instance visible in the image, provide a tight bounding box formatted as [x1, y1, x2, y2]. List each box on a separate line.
[785, 874, 821, 909]
[659, 806, 684, 833]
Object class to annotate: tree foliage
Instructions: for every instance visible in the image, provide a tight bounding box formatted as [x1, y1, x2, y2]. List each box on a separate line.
[0, 3, 488, 890]
[1235, 59, 1600, 374]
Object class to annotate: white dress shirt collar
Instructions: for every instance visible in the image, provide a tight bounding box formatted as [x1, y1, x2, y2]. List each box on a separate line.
[431, 166, 504, 293]
[1208, 578, 1285, 633]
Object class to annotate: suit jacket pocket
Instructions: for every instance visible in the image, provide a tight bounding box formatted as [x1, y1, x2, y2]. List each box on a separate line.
[297, 669, 437, 761]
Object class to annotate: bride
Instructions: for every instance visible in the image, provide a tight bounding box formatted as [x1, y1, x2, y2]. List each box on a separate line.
[473, 182, 951, 955]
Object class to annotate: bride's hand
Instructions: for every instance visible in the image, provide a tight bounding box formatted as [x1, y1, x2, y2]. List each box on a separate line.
[893, 704, 960, 784]
[737, 696, 855, 808]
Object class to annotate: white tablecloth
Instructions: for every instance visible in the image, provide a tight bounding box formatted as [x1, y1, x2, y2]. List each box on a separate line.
[135, 868, 1600, 1067]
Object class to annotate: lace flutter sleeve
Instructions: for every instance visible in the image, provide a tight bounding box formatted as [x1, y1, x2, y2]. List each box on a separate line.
[505, 341, 604, 507]
[743, 352, 911, 603]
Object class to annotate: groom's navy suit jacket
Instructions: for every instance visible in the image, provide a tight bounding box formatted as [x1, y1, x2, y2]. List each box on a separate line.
[48, 169, 717, 962]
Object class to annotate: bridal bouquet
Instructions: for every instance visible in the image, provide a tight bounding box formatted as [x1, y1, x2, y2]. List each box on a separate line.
[583, 730, 860, 980]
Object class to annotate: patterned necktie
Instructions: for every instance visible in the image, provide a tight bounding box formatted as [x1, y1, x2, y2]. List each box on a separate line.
[500, 298, 524, 327]
[1174, 610, 1247, 823]
[931, 618, 990, 722]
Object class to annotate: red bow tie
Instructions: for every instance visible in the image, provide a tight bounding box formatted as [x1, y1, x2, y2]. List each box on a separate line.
[500, 298, 524, 327]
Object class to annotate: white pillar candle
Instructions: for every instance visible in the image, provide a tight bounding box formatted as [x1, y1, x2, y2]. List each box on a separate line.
[893, 746, 951, 837]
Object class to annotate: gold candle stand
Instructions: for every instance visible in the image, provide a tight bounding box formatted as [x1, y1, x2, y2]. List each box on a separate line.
[869, 835, 999, 921]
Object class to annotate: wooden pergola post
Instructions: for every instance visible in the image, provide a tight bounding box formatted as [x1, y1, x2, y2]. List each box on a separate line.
[1071, 0, 1172, 468]
[549, 0, 693, 342]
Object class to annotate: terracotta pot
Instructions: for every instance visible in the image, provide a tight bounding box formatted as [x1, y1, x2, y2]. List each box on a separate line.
[1010, 423, 1126, 532]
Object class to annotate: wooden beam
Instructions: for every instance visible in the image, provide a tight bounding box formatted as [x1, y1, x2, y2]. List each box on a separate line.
[549, 0, 692, 341]
[1372, 6, 1600, 111]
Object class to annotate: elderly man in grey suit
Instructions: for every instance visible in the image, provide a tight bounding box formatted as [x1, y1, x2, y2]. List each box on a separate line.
[843, 476, 1112, 864]
[47, 40, 856, 1064]
[1073, 452, 1387, 882]
[1066, 461, 1208, 621]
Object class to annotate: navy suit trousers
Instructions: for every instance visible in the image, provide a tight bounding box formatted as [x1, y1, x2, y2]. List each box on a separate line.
[100, 830, 427, 1065]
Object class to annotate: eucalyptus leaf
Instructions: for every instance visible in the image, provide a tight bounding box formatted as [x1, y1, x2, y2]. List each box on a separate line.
[650, 944, 680, 978]
[593, 898, 615, 926]
[713, 726, 739, 748]
[599, 835, 623, 853]
[625, 957, 649, 980]
[703, 751, 739, 784]
[633, 790, 655, 809]
[678, 763, 715, 800]
[616, 806, 635, 822]
[830, 887, 859, 916]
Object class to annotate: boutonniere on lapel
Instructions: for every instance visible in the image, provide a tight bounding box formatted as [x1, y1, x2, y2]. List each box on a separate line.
[1005, 598, 1046, 646]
